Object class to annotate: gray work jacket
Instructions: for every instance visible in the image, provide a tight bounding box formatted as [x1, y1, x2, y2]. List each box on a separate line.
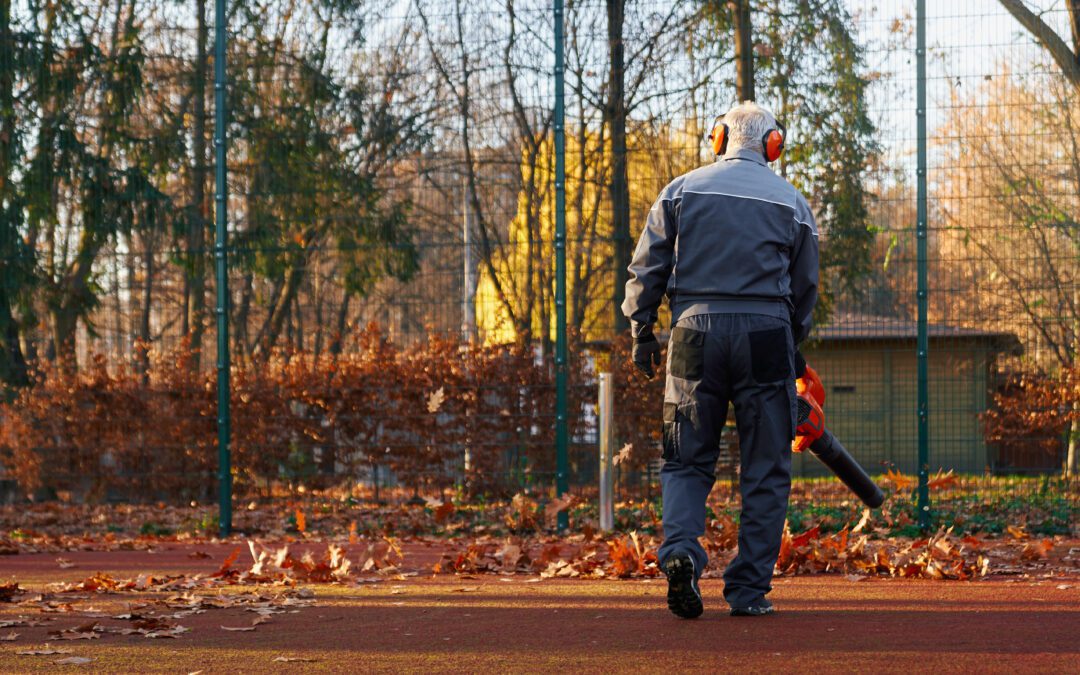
[621, 148, 819, 344]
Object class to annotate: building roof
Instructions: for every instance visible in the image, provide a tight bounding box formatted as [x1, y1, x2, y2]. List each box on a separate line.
[813, 312, 1022, 353]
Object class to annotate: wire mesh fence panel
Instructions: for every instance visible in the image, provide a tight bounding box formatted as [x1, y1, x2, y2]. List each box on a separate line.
[0, 1, 1074, 534]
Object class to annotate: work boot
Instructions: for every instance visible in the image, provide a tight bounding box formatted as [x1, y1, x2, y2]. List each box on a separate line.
[662, 553, 703, 619]
[729, 598, 775, 617]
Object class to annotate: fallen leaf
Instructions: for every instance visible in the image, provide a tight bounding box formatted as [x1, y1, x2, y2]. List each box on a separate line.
[884, 469, 914, 490]
[1006, 525, 1029, 540]
[0, 581, 24, 602]
[54, 656, 93, 665]
[427, 387, 446, 413]
[852, 508, 872, 534]
[1019, 539, 1054, 561]
[273, 656, 316, 663]
[613, 443, 633, 466]
[17, 646, 73, 655]
[221, 625, 257, 632]
[0, 632, 18, 640]
[56, 558, 76, 569]
[544, 495, 576, 525]
[213, 547, 242, 577]
[926, 469, 959, 489]
[451, 587, 479, 593]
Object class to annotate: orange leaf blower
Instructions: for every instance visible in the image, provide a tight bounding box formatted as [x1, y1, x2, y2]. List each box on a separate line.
[793, 364, 885, 508]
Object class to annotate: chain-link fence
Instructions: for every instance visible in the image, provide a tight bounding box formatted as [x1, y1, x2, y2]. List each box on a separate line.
[0, 1, 1075, 534]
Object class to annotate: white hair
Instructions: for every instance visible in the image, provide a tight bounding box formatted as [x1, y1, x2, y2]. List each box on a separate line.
[722, 101, 777, 155]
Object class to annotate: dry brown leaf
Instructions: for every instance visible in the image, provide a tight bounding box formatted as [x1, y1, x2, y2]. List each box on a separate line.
[852, 508, 872, 534]
[295, 509, 307, 534]
[17, 646, 72, 656]
[0, 632, 18, 640]
[883, 469, 914, 490]
[221, 625, 256, 632]
[613, 443, 633, 466]
[1018, 539, 1053, 561]
[426, 387, 446, 413]
[1006, 525, 1029, 540]
[273, 656, 316, 663]
[54, 656, 93, 665]
[926, 469, 960, 489]
[544, 495, 576, 525]
[0, 581, 24, 602]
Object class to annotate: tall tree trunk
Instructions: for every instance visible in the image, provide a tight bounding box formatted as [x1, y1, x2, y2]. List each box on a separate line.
[330, 292, 351, 357]
[313, 263, 324, 358]
[733, 0, 755, 101]
[136, 231, 153, 384]
[51, 0, 128, 367]
[0, 0, 28, 390]
[185, 0, 209, 367]
[607, 0, 631, 334]
[254, 261, 306, 359]
[234, 271, 253, 360]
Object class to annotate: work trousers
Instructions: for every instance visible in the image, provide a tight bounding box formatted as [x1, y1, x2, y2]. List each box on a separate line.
[656, 313, 796, 609]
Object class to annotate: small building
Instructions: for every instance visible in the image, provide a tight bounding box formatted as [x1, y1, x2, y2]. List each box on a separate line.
[796, 313, 1021, 477]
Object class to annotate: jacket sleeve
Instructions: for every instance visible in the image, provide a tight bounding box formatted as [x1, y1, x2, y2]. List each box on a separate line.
[621, 183, 680, 337]
[790, 193, 819, 345]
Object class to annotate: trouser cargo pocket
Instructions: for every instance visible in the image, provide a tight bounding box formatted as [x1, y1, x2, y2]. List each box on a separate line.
[668, 326, 705, 380]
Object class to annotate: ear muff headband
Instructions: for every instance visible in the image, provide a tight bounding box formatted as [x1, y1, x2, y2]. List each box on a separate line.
[709, 114, 787, 161]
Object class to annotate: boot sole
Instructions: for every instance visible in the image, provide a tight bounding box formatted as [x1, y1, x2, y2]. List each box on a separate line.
[663, 555, 703, 619]
[730, 605, 776, 617]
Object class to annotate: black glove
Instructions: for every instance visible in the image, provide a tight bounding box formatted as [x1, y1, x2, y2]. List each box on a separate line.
[632, 332, 662, 379]
[794, 349, 807, 379]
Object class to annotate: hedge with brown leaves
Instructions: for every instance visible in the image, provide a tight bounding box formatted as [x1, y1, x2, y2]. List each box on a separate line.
[0, 326, 613, 502]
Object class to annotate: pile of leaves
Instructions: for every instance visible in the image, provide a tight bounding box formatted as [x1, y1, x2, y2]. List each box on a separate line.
[774, 524, 989, 580]
[434, 531, 661, 580]
[429, 506, 1075, 581]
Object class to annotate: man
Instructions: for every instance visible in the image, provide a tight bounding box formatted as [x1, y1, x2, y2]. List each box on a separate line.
[622, 101, 818, 618]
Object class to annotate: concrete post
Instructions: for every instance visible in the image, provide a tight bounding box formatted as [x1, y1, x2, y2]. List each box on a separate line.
[598, 372, 614, 532]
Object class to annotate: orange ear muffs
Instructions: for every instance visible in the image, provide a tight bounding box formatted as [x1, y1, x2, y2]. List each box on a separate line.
[761, 120, 786, 162]
[708, 117, 729, 156]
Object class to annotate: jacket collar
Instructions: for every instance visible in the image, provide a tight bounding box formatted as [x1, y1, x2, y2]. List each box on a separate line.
[721, 147, 767, 166]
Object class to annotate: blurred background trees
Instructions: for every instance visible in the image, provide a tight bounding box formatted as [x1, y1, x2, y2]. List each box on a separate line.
[0, 1, 1075, 478]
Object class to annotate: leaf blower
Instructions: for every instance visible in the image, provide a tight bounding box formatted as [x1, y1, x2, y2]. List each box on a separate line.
[793, 362, 885, 508]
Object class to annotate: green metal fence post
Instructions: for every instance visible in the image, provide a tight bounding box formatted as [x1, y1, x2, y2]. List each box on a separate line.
[915, 0, 930, 531]
[214, 0, 232, 537]
[553, 0, 569, 531]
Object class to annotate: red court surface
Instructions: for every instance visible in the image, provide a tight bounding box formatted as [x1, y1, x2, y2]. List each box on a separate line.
[0, 544, 1076, 673]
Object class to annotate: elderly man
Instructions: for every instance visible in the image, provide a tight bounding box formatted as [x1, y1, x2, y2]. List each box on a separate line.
[622, 101, 818, 618]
